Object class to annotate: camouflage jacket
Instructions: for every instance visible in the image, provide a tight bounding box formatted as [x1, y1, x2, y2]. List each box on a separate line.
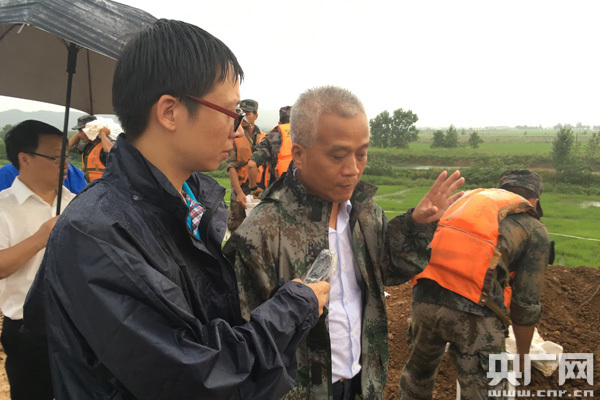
[226, 124, 263, 172]
[249, 126, 282, 169]
[223, 170, 436, 399]
[413, 211, 552, 326]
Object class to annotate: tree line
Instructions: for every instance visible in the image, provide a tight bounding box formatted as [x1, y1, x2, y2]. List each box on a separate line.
[369, 109, 483, 149]
[551, 126, 600, 185]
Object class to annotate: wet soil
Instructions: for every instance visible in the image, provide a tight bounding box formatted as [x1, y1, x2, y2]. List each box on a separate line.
[383, 265, 600, 399]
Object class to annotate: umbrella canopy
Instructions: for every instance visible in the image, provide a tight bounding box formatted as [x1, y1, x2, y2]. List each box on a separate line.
[0, 0, 156, 114]
[0, 0, 156, 213]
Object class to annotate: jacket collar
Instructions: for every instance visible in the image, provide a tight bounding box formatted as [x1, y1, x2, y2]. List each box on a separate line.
[263, 163, 378, 222]
[102, 136, 224, 214]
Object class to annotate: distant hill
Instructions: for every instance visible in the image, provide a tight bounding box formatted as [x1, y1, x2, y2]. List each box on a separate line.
[0, 108, 280, 133]
[0, 109, 88, 131]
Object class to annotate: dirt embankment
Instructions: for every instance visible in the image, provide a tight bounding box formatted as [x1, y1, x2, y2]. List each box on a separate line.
[383, 265, 600, 399]
[0, 265, 597, 399]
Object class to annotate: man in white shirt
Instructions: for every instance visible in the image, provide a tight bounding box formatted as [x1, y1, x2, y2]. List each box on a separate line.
[0, 120, 75, 400]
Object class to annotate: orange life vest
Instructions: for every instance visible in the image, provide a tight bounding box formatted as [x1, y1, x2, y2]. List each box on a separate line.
[83, 142, 106, 182]
[234, 131, 266, 184]
[262, 124, 292, 188]
[276, 123, 292, 177]
[413, 188, 534, 309]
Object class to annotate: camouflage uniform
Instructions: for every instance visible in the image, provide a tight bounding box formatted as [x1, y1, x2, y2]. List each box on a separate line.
[224, 169, 437, 400]
[400, 178, 552, 399]
[227, 124, 263, 231]
[249, 126, 283, 184]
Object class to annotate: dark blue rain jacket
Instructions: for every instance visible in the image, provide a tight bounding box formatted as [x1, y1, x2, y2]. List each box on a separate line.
[24, 136, 318, 399]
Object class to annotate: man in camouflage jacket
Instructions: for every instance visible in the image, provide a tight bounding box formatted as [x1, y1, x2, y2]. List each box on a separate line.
[224, 85, 464, 400]
[246, 106, 292, 194]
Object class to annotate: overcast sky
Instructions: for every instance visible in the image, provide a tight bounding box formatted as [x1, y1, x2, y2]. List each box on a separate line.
[1, 0, 598, 128]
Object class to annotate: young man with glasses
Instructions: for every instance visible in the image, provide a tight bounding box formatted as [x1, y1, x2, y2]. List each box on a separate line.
[0, 120, 76, 400]
[24, 19, 329, 400]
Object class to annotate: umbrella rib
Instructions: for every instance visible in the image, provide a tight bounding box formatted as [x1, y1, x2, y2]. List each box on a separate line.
[0, 23, 19, 42]
[87, 50, 94, 115]
[57, 37, 83, 52]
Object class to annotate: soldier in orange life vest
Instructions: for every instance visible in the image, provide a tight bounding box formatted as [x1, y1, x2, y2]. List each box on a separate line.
[67, 115, 115, 183]
[226, 99, 266, 232]
[399, 169, 554, 400]
[247, 105, 293, 198]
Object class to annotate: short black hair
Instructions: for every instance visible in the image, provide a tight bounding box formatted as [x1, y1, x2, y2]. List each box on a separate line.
[112, 19, 244, 141]
[279, 106, 291, 124]
[5, 120, 62, 170]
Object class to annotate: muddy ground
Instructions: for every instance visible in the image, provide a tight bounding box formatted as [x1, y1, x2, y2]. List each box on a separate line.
[0, 265, 597, 399]
[383, 265, 600, 399]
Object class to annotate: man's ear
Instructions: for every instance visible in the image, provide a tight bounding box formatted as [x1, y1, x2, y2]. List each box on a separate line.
[17, 152, 31, 170]
[292, 143, 304, 170]
[154, 94, 180, 132]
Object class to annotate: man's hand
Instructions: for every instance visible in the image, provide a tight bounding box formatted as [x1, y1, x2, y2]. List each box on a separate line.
[98, 127, 111, 138]
[251, 187, 263, 199]
[35, 216, 60, 247]
[412, 170, 465, 225]
[513, 324, 535, 370]
[294, 279, 330, 316]
[0, 215, 60, 279]
[98, 127, 115, 152]
[236, 190, 247, 208]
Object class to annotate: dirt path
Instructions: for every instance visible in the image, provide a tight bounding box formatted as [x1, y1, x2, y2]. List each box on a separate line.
[0, 322, 9, 399]
[0, 265, 597, 399]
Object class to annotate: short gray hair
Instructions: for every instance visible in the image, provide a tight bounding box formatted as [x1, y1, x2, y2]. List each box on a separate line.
[290, 86, 366, 147]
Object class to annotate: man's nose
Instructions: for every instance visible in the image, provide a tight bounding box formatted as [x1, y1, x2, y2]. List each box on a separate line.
[232, 123, 244, 138]
[342, 157, 360, 176]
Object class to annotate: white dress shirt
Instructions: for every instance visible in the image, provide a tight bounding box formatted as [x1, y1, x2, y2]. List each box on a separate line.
[0, 177, 74, 319]
[328, 200, 363, 382]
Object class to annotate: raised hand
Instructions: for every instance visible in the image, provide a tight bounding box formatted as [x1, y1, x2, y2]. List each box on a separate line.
[412, 170, 465, 225]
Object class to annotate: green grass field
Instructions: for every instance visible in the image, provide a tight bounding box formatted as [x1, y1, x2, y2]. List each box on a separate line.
[372, 187, 599, 269]
[371, 141, 555, 158]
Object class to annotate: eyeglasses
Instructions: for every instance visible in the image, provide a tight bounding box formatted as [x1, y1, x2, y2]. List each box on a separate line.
[26, 152, 69, 164]
[182, 94, 245, 132]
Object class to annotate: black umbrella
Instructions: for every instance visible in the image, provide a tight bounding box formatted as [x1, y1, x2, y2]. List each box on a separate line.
[0, 0, 156, 213]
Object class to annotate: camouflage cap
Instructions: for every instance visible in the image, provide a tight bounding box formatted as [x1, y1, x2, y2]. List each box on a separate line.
[498, 169, 544, 217]
[239, 99, 258, 113]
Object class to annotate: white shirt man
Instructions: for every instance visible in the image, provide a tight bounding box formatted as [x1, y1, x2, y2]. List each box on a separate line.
[0, 120, 75, 400]
[0, 177, 74, 317]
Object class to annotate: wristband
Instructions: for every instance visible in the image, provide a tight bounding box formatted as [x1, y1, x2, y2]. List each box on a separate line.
[249, 185, 258, 191]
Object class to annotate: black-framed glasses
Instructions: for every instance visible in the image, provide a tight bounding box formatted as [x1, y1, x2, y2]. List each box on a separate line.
[183, 94, 245, 132]
[26, 152, 69, 164]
